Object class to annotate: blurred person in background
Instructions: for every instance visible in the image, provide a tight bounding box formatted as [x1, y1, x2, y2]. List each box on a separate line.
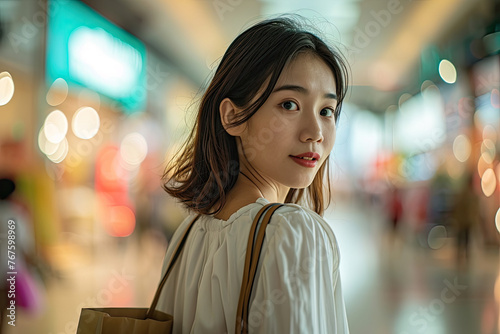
[387, 185, 403, 234]
[0, 178, 43, 332]
[158, 16, 350, 333]
[426, 164, 454, 244]
[0, 140, 47, 331]
[450, 172, 480, 267]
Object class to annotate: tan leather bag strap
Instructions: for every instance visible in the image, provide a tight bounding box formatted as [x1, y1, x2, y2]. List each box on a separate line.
[146, 213, 201, 318]
[236, 204, 271, 315]
[236, 203, 284, 333]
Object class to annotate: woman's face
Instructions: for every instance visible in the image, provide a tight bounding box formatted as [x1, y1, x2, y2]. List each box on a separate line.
[239, 52, 338, 189]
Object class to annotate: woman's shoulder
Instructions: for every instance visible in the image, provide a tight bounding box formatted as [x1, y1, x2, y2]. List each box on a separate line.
[269, 204, 339, 253]
[260, 203, 341, 270]
[272, 202, 325, 219]
[270, 202, 333, 234]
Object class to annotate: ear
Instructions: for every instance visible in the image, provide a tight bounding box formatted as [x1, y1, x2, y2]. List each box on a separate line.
[219, 98, 246, 136]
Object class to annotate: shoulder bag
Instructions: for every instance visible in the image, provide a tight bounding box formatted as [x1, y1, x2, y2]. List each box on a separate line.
[76, 202, 283, 334]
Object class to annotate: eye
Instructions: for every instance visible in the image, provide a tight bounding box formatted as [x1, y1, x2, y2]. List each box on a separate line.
[281, 101, 298, 111]
[320, 108, 334, 117]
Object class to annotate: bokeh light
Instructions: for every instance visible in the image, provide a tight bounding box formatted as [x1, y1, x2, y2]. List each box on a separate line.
[481, 168, 496, 197]
[72, 106, 100, 139]
[44, 109, 68, 143]
[47, 137, 69, 163]
[38, 125, 60, 155]
[46, 78, 69, 106]
[483, 124, 497, 142]
[495, 207, 500, 234]
[420, 79, 435, 92]
[478, 154, 492, 178]
[120, 132, 148, 166]
[0, 71, 15, 106]
[98, 146, 122, 183]
[428, 225, 447, 249]
[421, 83, 441, 100]
[438, 59, 457, 84]
[481, 139, 496, 164]
[105, 205, 135, 237]
[453, 134, 471, 162]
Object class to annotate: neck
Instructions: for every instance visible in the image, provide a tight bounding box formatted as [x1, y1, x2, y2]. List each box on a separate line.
[237, 170, 288, 203]
[239, 171, 264, 197]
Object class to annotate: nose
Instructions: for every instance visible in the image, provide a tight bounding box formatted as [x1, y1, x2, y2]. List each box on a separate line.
[300, 114, 324, 143]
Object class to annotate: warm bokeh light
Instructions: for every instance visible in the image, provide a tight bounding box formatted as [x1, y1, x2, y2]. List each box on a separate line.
[38, 125, 60, 155]
[483, 124, 497, 142]
[105, 205, 135, 237]
[46, 78, 69, 106]
[481, 139, 496, 164]
[120, 132, 148, 166]
[438, 59, 457, 84]
[481, 168, 496, 197]
[495, 207, 500, 234]
[47, 137, 69, 163]
[0, 71, 15, 106]
[98, 146, 122, 184]
[44, 109, 68, 143]
[453, 134, 471, 162]
[72, 106, 100, 139]
[478, 154, 492, 178]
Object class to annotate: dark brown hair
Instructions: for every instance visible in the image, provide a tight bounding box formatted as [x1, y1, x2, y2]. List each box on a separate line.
[162, 16, 349, 216]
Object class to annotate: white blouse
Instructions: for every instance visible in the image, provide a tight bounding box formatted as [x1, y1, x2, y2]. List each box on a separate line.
[156, 197, 349, 334]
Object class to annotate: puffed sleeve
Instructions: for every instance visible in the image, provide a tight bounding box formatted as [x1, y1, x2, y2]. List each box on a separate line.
[246, 207, 350, 334]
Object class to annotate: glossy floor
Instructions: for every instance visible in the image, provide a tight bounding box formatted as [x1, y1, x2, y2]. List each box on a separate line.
[4, 196, 499, 334]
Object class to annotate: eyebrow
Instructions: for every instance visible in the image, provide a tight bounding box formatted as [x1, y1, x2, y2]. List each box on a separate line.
[272, 84, 337, 100]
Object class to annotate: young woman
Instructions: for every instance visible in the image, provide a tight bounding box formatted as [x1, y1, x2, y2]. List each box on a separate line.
[158, 17, 350, 333]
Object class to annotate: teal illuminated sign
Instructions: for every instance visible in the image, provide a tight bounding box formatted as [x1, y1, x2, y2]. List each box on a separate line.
[46, 0, 146, 113]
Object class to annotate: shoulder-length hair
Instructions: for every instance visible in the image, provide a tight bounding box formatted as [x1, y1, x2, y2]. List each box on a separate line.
[162, 16, 349, 216]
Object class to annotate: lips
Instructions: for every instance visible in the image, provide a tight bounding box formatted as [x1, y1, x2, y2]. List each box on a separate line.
[290, 152, 320, 161]
[289, 152, 320, 168]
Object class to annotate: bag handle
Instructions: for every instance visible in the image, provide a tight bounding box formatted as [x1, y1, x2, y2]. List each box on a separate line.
[236, 203, 284, 334]
[146, 202, 283, 327]
[146, 213, 201, 318]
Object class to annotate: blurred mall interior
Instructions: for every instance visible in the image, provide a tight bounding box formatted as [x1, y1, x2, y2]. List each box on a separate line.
[0, 0, 499, 333]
